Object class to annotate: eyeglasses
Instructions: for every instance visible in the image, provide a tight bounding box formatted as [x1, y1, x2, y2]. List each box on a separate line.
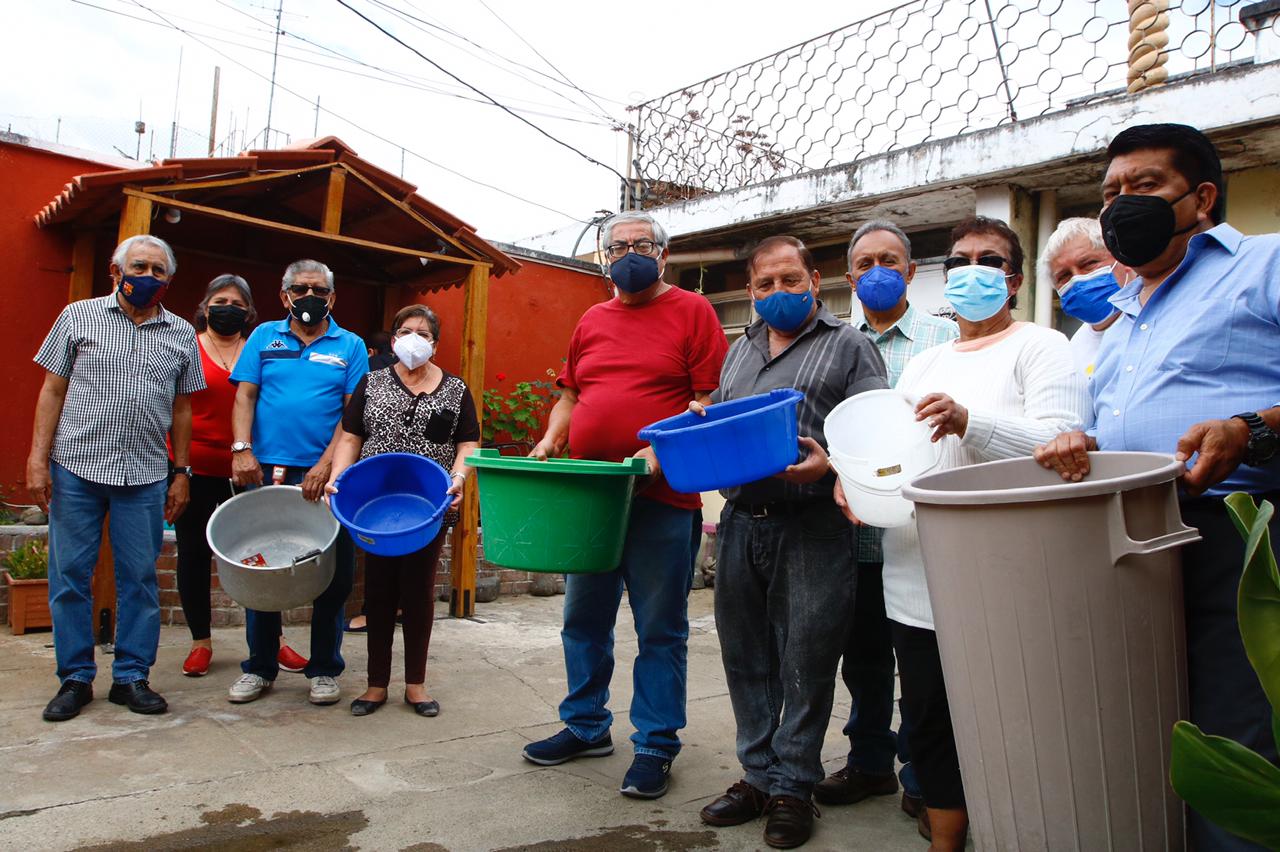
[605, 240, 659, 259]
[286, 284, 333, 298]
[393, 328, 434, 341]
[942, 254, 1010, 272]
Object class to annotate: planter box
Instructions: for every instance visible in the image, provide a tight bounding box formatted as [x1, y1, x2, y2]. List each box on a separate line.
[5, 571, 51, 635]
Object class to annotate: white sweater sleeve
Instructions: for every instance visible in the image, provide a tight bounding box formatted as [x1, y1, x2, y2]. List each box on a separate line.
[960, 328, 1088, 459]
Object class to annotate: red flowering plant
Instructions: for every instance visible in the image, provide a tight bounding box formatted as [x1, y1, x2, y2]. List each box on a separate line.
[481, 368, 561, 449]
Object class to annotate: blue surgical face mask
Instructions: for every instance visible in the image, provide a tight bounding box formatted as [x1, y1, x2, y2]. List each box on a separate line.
[754, 289, 814, 332]
[609, 252, 661, 293]
[943, 264, 1010, 322]
[854, 265, 907, 312]
[1058, 264, 1121, 325]
[118, 274, 169, 309]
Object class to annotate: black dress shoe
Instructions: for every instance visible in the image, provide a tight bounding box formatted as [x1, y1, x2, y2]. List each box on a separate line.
[763, 795, 818, 849]
[108, 680, 168, 714]
[700, 780, 769, 826]
[813, 766, 898, 805]
[404, 694, 440, 717]
[43, 680, 93, 722]
[901, 790, 925, 819]
[350, 697, 386, 716]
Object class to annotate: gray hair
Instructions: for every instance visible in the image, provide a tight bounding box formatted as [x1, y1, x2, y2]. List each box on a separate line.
[194, 274, 256, 336]
[112, 234, 177, 276]
[282, 259, 334, 291]
[601, 212, 669, 249]
[847, 220, 912, 269]
[1038, 217, 1107, 286]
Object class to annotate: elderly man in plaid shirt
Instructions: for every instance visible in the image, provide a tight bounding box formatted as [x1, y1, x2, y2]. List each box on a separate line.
[27, 234, 204, 722]
[815, 221, 958, 826]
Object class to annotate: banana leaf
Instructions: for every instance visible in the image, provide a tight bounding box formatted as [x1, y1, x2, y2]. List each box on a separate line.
[1224, 493, 1280, 715]
[1170, 721, 1280, 849]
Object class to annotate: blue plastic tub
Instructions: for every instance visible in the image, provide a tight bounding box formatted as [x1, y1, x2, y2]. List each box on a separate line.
[330, 453, 451, 556]
[637, 388, 804, 493]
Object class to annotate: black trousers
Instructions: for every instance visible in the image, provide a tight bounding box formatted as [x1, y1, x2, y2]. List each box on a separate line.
[172, 474, 237, 640]
[890, 619, 965, 810]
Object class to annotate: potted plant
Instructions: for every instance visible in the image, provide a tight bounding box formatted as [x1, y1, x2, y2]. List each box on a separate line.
[5, 539, 51, 635]
[481, 369, 561, 454]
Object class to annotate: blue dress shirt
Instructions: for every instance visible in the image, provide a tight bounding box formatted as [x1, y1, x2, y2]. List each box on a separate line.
[1092, 223, 1280, 496]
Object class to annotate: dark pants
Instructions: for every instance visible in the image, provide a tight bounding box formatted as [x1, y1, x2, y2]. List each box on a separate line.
[890, 620, 965, 810]
[715, 500, 856, 799]
[173, 474, 236, 641]
[840, 559, 919, 796]
[364, 530, 446, 688]
[1179, 493, 1280, 852]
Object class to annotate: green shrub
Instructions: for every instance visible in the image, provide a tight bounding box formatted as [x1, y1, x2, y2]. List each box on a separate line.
[5, 540, 49, 581]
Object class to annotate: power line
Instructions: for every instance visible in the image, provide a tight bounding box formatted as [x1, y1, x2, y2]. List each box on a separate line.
[334, 0, 627, 184]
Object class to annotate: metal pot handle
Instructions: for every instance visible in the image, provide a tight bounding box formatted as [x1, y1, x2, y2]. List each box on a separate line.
[289, 549, 324, 573]
[1107, 489, 1201, 561]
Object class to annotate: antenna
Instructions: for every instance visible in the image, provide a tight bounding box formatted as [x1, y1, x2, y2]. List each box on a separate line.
[265, 0, 283, 147]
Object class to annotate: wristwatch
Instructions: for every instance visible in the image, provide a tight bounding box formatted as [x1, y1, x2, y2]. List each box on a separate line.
[231, 441, 252, 453]
[1232, 412, 1280, 467]
[170, 465, 192, 477]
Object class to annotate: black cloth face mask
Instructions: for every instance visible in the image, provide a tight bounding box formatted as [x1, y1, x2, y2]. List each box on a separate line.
[1100, 188, 1198, 267]
[290, 294, 329, 326]
[206, 304, 249, 335]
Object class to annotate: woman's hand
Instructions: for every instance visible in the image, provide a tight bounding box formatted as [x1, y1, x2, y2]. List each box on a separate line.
[446, 473, 465, 510]
[322, 478, 338, 507]
[916, 393, 969, 442]
[775, 436, 830, 484]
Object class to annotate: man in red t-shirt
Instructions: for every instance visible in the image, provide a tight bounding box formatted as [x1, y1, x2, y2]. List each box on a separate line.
[521, 212, 728, 800]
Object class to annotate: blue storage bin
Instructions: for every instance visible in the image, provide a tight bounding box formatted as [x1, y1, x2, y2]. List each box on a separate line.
[330, 453, 451, 556]
[638, 388, 803, 493]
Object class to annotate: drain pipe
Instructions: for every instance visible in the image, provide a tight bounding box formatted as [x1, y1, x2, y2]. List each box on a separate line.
[1035, 189, 1058, 328]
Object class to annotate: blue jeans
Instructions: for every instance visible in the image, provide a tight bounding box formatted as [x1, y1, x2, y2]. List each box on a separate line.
[47, 462, 167, 685]
[559, 496, 697, 759]
[840, 559, 921, 797]
[715, 501, 856, 799]
[241, 465, 355, 680]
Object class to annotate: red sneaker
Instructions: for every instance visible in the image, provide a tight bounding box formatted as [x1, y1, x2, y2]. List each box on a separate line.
[278, 645, 308, 673]
[182, 646, 213, 677]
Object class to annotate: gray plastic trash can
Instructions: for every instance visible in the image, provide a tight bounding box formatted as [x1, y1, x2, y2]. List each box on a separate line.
[902, 452, 1201, 852]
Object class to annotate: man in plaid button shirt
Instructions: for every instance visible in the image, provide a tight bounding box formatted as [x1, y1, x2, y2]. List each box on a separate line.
[815, 221, 958, 822]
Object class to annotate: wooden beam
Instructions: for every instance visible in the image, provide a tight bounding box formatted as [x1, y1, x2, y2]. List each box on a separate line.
[117, 193, 152, 244]
[321, 167, 346, 234]
[144, 162, 334, 195]
[340, 166, 483, 262]
[123, 188, 482, 268]
[68, 231, 95, 303]
[450, 262, 490, 618]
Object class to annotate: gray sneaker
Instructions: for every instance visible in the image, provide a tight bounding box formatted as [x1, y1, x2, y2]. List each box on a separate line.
[228, 673, 271, 703]
[308, 675, 340, 705]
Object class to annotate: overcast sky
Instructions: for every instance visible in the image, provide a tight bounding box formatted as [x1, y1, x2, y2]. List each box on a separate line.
[6, 0, 898, 246]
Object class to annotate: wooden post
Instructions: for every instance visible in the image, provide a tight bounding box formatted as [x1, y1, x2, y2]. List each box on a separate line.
[450, 263, 490, 617]
[68, 231, 95, 303]
[321, 166, 346, 234]
[117, 193, 152, 245]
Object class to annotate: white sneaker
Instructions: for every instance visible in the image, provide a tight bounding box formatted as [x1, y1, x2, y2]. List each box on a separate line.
[228, 673, 271, 703]
[308, 675, 340, 705]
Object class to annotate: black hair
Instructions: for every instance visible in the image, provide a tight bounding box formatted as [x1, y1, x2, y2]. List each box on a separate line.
[367, 330, 393, 355]
[1106, 123, 1224, 223]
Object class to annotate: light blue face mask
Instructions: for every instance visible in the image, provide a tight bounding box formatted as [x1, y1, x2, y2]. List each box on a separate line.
[943, 264, 1010, 322]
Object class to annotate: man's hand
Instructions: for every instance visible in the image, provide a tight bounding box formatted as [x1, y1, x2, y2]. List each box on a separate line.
[916, 393, 969, 442]
[301, 459, 332, 502]
[25, 457, 51, 513]
[1176, 417, 1250, 497]
[632, 445, 662, 492]
[529, 437, 559, 461]
[231, 449, 262, 487]
[775, 436, 830, 484]
[689, 400, 707, 416]
[1034, 430, 1097, 481]
[165, 475, 190, 523]
[833, 478, 863, 526]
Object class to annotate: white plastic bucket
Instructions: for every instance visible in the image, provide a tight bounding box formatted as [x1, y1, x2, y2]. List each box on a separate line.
[825, 389, 940, 527]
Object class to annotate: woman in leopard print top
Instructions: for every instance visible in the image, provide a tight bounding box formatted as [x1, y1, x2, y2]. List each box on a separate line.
[327, 305, 480, 718]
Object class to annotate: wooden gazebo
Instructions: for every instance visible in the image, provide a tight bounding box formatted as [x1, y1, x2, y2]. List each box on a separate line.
[36, 136, 520, 623]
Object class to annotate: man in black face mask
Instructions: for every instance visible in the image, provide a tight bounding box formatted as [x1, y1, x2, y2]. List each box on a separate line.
[1036, 123, 1280, 852]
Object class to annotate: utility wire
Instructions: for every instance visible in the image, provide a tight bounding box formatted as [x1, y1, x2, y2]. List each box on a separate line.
[335, 0, 627, 183]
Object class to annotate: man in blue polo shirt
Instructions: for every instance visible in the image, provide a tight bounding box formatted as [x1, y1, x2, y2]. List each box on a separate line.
[226, 259, 368, 706]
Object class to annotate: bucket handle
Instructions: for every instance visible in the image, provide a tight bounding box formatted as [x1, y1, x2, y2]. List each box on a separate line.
[1106, 489, 1201, 561]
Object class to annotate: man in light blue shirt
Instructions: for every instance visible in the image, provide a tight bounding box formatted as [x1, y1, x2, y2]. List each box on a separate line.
[1036, 124, 1280, 852]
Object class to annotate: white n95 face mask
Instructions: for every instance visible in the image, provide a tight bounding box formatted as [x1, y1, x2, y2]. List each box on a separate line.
[392, 333, 434, 369]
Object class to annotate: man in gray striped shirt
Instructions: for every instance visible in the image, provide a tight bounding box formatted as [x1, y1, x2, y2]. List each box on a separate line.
[699, 236, 887, 848]
[27, 234, 204, 722]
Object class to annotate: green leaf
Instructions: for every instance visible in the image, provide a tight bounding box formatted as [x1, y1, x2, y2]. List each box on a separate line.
[1225, 493, 1280, 715]
[1170, 720, 1280, 848]
[1274, 711, 1280, 755]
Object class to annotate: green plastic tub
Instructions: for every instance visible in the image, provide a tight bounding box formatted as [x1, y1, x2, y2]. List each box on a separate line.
[465, 449, 649, 573]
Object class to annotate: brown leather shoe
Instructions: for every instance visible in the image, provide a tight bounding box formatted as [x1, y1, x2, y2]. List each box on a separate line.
[813, 766, 898, 805]
[700, 780, 769, 826]
[917, 806, 932, 841]
[901, 790, 924, 819]
[763, 795, 819, 849]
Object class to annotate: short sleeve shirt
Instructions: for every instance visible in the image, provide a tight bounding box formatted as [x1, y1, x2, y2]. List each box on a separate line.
[342, 367, 480, 471]
[231, 316, 369, 467]
[34, 295, 204, 486]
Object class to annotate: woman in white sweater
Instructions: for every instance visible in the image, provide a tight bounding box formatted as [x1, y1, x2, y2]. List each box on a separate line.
[869, 217, 1086, 850]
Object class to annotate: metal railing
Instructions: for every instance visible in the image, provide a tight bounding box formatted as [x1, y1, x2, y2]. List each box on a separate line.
[629, 0, 1263, 203]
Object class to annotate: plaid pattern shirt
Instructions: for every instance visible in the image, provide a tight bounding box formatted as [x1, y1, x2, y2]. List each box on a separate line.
[35, 295, 205, 486]
[854, 303, 958, 563]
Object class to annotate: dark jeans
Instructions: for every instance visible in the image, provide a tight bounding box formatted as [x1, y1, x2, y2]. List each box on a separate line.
[240, 465, 356, 680]
[364, 530, 446, 688]
[1180, 493, 1280, 852]
[715, 500, 856, 799]
[890, 620, 965, 810]
[839, 559, 920, 797]
[173, 474, 236, 641]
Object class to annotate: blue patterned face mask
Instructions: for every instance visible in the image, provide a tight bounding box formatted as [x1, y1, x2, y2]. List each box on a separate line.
[753, 289, 814, 332]
[943, 265, 1010, 322]
[1058, 264, 1120, 325]
[118, 274, 169, 309]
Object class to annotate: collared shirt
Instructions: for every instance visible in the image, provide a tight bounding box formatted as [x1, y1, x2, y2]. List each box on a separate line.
[855, 303, 959, 562]
[714, 303, 888, 504]
[34, 294, 205, 486]
[231, 315, 368, 467]
[1092, 223, 1280, 496]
